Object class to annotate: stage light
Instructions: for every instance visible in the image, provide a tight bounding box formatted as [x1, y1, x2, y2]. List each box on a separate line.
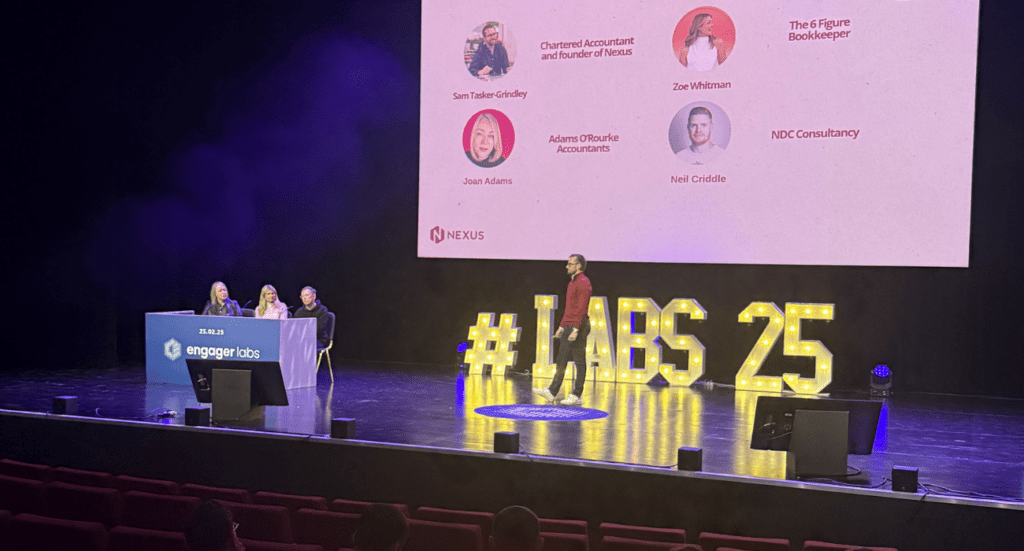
[870, 364, 893, 397]
[892, 465, 918, 492]
[494, 431, 520, 453]
[185, 407, 210, 426]
[456, 341, 469, 371]
[331, 418, 356, 439]
[677, 447, 703, 471]
[52, 396, 78, 415]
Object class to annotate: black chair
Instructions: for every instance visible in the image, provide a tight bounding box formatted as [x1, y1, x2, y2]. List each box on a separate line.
[316, 312, 336, 383]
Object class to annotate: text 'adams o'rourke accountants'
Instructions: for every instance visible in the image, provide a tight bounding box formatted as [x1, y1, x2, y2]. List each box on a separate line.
[549, 133, 620, 153]
[540, 37, 635, 60]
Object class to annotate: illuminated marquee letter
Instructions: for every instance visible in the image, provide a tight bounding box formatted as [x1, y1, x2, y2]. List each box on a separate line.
[533, 295, 558, 379]
[465, 312, 521, 376]
[736, 302, 785, 392]
[616, 298, 664, 384]
[782, 303, 834, 395]
[658, 299, 707, 386]
[587, 297, 616, 382]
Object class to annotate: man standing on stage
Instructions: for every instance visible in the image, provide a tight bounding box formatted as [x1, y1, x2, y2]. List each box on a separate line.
[534, 254, 592, 406]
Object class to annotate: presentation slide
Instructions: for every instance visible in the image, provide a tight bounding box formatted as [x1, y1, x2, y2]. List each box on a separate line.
[417, 1, 980, 267]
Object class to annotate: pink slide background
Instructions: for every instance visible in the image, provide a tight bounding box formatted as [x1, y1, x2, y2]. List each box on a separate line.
[418, 0, 979, 267]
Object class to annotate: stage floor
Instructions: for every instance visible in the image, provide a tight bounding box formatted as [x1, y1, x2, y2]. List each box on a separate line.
[1, 363, 1022, 503]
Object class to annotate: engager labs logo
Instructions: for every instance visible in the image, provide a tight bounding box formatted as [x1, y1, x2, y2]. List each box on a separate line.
[163, 338, 182, 361]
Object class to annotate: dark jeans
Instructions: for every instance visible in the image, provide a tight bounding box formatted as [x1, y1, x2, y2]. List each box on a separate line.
[548, 319, 591, 397]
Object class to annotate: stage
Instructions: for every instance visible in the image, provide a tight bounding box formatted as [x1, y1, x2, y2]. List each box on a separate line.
[0, 362, 1021, 503]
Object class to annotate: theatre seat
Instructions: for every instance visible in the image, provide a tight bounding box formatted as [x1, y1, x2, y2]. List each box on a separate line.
[218, 500, 294, 543]
[697, 532, 790, 551]
[414, 506, 494, 543]
[0, 509, 11, 551]
[329, 498, 409, 517]
[541, 531, 589, 551]
[9, 513, 108, 551]
[43, 481, 123, 526]
[602, 535, 692, 551]
[599, 522, 686, 544]
[51, 466, 116, 488]
[0, 474, 46, 515]
[292, 509, 360, 551]
[0, 459, 52, 482]
[254, 490, 329, 514]
[539, 518, 589, 535]
[115, 474, 181, 495]
[802, 541, 897, 551]
[109, 526, 189, 551]
[181, 482, 253, 503]
[407, 518, 483, 551]
[240, 539, 324, 551]
[122, 491, 201, 532]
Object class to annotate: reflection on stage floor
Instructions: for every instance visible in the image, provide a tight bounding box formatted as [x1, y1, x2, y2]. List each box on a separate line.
[1, 363, 1022, 503]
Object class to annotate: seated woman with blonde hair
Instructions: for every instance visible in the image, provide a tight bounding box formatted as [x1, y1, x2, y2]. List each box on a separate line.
[256, 284, 288, 320]
[202, 281, 242, 316]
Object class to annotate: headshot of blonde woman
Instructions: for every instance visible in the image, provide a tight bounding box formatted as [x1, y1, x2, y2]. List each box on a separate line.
[466, 112, 505, 168]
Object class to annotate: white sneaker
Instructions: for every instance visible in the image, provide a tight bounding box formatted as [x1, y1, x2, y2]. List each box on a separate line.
[533, 388, 556, 402]
[560, 394, 581, 406]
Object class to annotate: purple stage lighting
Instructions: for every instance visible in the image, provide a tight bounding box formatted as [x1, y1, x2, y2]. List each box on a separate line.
[870, 364, 893, 397]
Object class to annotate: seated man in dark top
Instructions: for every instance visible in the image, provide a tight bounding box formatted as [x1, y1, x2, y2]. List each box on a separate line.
[294, 286, 331, 348]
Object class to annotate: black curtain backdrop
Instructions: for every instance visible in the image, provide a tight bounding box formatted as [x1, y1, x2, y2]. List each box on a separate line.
[6, 1, 1023, 398]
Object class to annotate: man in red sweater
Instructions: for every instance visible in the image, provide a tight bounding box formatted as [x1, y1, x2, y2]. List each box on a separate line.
[534, 254, 592, 405]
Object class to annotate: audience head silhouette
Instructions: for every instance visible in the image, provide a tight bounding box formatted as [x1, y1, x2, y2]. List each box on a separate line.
[491, 505, 543, 551]
[353, 504, 410, 551]
[184, 500, 242, 551]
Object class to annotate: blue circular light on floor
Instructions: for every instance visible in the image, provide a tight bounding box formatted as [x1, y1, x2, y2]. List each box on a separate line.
[474, 404, 609, 421]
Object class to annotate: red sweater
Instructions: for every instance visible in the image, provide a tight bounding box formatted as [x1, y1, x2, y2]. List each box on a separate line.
[559, 272, 592, 328]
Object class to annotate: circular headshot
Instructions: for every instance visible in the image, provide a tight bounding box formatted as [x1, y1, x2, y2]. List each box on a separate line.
[672, 8, 736, 71]
[463, 109, 515, 168]
[669, 102, 732, 166]
[464, 22, 517, 81]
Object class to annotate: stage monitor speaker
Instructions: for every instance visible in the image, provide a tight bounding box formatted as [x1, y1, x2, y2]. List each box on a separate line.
[786, 409, 849, 479]
[331, 418, 356, 439]
[677, 447, 702, 471]
[52, 396, 78, 415]
[892, 465, 919, 492]
[494, 432, 520, 454]
[185, 407, 211, 426]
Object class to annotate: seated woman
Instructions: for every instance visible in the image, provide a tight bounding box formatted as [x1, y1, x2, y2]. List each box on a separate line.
[201, 281, 242, 316]
[256, 284, 288, 320]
